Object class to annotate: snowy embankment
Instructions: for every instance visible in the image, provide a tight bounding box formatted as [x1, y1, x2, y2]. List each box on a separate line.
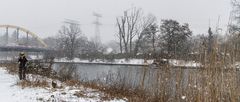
[55, 58, 202, 67]
[54, 58, 154, 66]
[168, 59, 202, 68]
[0, 67, 126, 102]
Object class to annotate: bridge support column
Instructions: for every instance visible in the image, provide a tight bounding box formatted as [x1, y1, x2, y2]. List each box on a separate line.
[16, 28, 19, 43]
[6, 27, 8, 45]
[26, 32, 29, 46]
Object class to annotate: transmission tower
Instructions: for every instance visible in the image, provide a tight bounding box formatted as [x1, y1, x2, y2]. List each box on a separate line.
[93, 12, 102, 44]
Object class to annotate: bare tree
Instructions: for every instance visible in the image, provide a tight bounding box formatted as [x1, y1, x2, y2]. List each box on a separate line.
[58, 23, 82, 59]
[138, 23, 159, 54]
[230, 0, 240, 35]
[116, 8, 157, 57]
[116, 26, 123, 53]
[116, 8, 142, 54]
[133, 14, 157, 55]
[116, 16, 128, 53]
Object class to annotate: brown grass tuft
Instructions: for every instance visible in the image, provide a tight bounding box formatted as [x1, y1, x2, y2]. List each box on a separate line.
[17, 79, 49, 89]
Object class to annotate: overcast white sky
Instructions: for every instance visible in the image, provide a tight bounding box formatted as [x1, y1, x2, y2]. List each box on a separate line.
[0, 0, 231, 43]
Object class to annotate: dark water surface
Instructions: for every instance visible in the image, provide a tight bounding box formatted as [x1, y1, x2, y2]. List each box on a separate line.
[52, 63, 240, 97]
[52, 63, 195, 89]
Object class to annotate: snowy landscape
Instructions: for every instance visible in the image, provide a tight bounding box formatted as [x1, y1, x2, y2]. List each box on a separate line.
[0, 67, 126, 102]
[0, 0, 239, 101]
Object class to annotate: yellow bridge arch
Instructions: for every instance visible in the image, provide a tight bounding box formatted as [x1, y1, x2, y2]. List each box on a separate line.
[0, 25, 48, 48]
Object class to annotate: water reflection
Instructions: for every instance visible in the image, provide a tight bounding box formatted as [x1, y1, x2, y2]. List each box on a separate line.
[53, 63, 240, 95]
[53, 64, 149, 86]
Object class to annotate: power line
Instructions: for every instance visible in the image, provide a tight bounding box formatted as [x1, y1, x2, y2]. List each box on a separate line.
[64, 19, 80, 25]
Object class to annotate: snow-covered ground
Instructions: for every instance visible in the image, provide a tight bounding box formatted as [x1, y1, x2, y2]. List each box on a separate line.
[55, 58, 202, 67]
[0, 67, 126, 102]
[28, 55, 43, 60]
[0, 57, 13, 61]
[168, 59, 202, 67]
[55, 58, 154, 66]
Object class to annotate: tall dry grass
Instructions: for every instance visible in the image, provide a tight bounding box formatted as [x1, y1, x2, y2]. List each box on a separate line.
[1, 35, 240, 102]
[50, 42, 240, 102]
[79, 35, 240, 102]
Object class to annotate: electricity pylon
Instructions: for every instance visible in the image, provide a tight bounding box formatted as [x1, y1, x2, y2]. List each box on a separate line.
[93, 12, 102, 44]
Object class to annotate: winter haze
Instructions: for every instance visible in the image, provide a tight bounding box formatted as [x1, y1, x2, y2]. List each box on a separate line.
[0, 0, 231, 43]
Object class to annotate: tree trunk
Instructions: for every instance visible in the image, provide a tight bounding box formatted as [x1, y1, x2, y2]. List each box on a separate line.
[124, 42, 128, 54]
[130, 38, 132, 54]
[134, 40, 140, 55]
[134, 36, 142, 55]
[152, 33, 156, 54]
[120, 36, 123, 54]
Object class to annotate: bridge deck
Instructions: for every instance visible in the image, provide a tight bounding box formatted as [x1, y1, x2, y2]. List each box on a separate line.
[0, 46, 53, 52]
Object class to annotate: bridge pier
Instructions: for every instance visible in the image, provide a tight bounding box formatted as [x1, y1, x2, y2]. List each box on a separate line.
[5, 27, 8, 45]
[16, 28, 19, 43]
[26, 32, 29, 46]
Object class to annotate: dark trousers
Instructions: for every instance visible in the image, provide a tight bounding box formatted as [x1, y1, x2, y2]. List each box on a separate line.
[19, 67, 26, 80]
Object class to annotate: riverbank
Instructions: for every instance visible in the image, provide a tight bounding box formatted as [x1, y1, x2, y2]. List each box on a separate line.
[54, 58, 202, 67]
[54, 58, 154, 66]
[0, 67, 126, 102]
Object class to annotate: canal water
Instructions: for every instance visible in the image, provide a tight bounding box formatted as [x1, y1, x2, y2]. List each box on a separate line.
[52, 63, 194, 90]
[52, 63, 240, 96]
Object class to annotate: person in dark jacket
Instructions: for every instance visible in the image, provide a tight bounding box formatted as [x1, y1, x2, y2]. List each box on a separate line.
[18, 52, 28, 80]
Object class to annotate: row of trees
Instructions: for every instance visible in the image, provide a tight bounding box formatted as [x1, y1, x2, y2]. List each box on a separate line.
[44, 7, 239, 61]
[44, 23, 105, 60]
[116, 8, 193, 58]
[43, 9, 207, 60]
[47, 17, 194, 60]
[115, 7, 240, 62]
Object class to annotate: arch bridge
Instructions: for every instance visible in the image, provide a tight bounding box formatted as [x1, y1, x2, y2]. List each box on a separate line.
[0, 24, 51, 52]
